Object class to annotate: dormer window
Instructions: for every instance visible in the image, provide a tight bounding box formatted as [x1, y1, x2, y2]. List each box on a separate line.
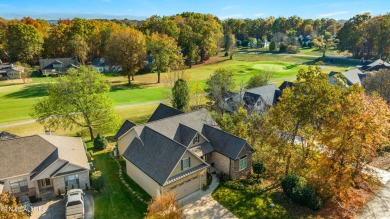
[181, 157, 191, 170]
[192, 134, 200, 144]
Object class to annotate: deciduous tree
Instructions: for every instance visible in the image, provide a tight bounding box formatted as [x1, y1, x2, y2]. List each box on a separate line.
[363, 69, 390, 104]
[32, 66, 119, 141]
[147, 33, 183, 83]
[105, 27, 146, 85]
[205, 68, 236, 113]
[145, 192, 182, 219]
[0, 192, 28, 219]
[6, 23, 43, 63]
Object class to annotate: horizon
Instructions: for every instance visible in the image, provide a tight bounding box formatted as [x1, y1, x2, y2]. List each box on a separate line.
[1, 0, 388, 21]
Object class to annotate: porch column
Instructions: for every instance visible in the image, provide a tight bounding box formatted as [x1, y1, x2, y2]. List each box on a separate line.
[33, 180, 41, 198]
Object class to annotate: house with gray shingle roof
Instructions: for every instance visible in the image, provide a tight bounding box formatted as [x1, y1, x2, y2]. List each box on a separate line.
[222, 84, 282, 113]
[360, 59, 390, 72]
[115, 104, 255, 199]
[0, 134, 90, 199]
[328, 69, 367, 87]
[39, 57, 79, 76]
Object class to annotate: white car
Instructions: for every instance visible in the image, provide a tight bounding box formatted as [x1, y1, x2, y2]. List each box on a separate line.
[65, 189, 85, 219]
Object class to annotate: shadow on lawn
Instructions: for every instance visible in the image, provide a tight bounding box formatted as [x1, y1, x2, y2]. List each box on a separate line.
[4, 84, 47, 99]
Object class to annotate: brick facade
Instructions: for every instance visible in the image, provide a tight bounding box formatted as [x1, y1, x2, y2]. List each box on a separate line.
[230, 144, 253, 180]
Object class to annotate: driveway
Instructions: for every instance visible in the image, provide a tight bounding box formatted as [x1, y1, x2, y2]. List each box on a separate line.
[357, 167, 390, 219]
[180, 174, 237, 219]
[30, 191, 94, 219]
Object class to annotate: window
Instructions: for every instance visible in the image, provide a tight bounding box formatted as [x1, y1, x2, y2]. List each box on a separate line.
[181, 157, 190, 170]
[10, 179, 28, 193]
[239, 156, 248, 171]
[192, 134, 200, 144]
[64, 174, 79, 188]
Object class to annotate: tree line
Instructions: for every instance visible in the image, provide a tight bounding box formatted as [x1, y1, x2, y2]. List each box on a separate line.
[0, 12, 389, 73]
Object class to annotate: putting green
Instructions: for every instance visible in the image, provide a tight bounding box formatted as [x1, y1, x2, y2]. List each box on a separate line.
[252, 63, 287, 72]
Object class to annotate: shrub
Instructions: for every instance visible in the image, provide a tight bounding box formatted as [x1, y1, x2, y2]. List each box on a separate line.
[269, 41, 276, 51]
[253, 161, 267, 175]
[224, 51, 229, 57]
[87, 150, 94, 161]
[279, 44, 287, 53]
[217, 173, 230, 183]
[286, 45, 300, 54]
[93, 134, 108, 150]
[301, 187, 323, 210]
[91, 171, 105, 192]
[281, 175, 322, 210]
[225, 180, 245, 190]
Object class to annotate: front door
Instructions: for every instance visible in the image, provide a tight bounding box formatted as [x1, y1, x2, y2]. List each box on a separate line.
[39, 179, 52, 188]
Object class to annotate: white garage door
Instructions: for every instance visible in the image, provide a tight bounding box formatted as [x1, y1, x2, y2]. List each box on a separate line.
[171, 176, 200, 199]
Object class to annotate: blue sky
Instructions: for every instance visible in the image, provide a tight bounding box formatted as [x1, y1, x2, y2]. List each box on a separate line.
[0, 0, 388, 20]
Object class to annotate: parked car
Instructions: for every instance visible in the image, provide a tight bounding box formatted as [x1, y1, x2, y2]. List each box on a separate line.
[18, 195, 32, 216]
[65, 189, 85, 219]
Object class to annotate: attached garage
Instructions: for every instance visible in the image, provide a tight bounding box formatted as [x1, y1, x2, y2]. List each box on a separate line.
[169, 175, 200, 199]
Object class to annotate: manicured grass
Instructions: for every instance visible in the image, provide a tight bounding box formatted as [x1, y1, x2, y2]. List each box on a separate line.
[119, 159, 152, 201]
[93, 150, 148, 219]
[0, 54, 348, 124]
[212, 183, 322, 219]
[1, 103, 158, 139]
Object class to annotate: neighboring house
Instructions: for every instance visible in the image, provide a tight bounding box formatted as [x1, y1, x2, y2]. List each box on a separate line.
[0, 64, 24, 79]
[92, 58, 122, 73]
[0, 134, 90, 199]
[222, 84, 282, 113]
[115, 104, 255, 199]
[360, 59, 390, 72]
[328, 69, 367, 86]
[39, 57, 79, 76]
[279, 81, 294, 93]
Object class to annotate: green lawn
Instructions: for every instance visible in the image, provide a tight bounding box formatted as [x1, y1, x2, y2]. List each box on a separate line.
[212, 183, 322, 219]
[93, 150, 150, 219]
[0, 54, 348, 125]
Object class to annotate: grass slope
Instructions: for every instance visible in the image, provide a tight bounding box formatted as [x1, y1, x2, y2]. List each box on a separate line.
[93, 151, 148, 219]
[212, 184, 321, 219]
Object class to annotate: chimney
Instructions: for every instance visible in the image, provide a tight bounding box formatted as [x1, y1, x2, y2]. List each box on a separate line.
[45, 130, 51, 135]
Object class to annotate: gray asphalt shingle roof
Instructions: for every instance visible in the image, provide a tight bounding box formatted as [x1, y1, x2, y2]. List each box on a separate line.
[0, 135, 89, 180]
[115, 120, 136, 139]
[147, 103, 184, 122]
[173, 124, 198, 146]
[0, 131, 19, 140]
[123, 127, 187, 185]
[201, 124, 254, 160]
[39, 57, 79, 71]
[0, 136, 57, 180]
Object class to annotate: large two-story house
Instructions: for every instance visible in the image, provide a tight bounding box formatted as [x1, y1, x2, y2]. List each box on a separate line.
[115, 104, 255, 199]
[0, 134, 90, 199]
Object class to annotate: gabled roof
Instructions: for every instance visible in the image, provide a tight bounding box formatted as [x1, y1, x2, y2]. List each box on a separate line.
[39, 135, 90, 170]
[201, 124, 255, 160]
[134, 109, 218, 140]
[361, 59, 390, 71]
[147, 103, 184, 122]
[0, 131, 19, 140]
[123, 127, 188, 185]
[173, 123, 198, 146]
[0, 135, 89, 180]
[0, 136, 57, 180]
[115, 120, 136, 139]
[92, 58, 110, 67]
[279, 81, 294, 92]
[39, 57, 79, 70]
[329, 69, 366, 86]
[245, 84, 281, 106]
[342, 69, 365, 85]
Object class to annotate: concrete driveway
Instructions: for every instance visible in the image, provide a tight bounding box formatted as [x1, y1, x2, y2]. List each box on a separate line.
[358, 167, 390, 219]
[180, 174, 237, 219]
[30, 191, 94, 219]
